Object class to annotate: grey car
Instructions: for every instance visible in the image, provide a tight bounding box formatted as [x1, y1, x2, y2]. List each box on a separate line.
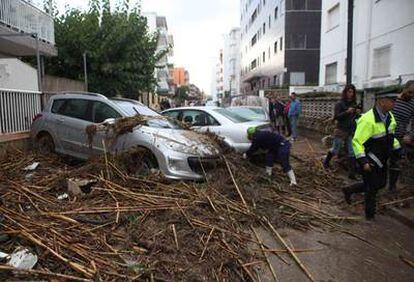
[31, 92, 220, 180]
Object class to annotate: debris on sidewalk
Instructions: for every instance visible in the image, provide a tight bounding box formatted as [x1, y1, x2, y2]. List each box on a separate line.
[67, 178, 97, 196]
[7, 248, 38, 270]
[23, 162, 39, 171]
[1, 143, 410, 280]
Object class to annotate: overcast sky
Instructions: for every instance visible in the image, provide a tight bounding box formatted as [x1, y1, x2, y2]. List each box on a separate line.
[42, 0, 240, 94]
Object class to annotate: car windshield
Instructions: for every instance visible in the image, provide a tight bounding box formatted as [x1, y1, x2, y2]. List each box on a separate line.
[213, 108, 250, 123]
[227, 107, 266, 121]
[111, 100, 182, 129]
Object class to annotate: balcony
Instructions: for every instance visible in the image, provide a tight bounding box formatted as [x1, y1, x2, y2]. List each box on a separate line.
[0, 0, 57, 57]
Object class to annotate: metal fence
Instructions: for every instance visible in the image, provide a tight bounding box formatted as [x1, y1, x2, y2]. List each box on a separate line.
[0, 0, 55, 44]
[0, 88, 42, 134]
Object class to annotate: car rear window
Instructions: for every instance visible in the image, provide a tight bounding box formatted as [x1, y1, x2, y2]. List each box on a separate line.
[57, 99, 91, 121]
[51, 99, 65, 114]
[213, 108, 250, 123]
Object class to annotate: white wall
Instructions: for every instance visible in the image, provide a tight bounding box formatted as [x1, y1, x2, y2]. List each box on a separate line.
[240, 0, 286, 90]
[223, 28, 241, 96]
[319, 0, 347, 88]
[319, 0, 414, 89]
[0, 58, 38, 91]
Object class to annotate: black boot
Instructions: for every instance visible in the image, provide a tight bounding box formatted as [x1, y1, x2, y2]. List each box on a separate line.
[348, 157, 358, 180]
[388, 168, 400, 193]
[342, 182, 365, 205]
[342, 188, 352, 205]
[323, 151, 334, 169]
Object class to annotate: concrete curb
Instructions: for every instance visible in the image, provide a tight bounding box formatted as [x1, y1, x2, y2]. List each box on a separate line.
[387, 208, 414, 229]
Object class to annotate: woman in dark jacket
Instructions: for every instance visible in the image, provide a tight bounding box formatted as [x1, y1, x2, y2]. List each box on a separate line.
[323, 84, 360, 179]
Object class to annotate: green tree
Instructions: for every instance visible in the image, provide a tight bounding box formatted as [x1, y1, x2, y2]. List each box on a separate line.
[43, 0, 165, 99]
[175, 86, 189, 106]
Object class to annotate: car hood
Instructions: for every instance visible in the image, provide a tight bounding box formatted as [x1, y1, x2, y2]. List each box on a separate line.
[146, 128, 220, 156]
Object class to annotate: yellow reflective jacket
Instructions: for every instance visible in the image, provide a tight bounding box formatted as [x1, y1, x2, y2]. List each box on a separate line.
[352, 107, 401, 168]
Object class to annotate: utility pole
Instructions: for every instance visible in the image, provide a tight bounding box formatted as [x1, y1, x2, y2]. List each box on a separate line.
[346, 0, 354, 85]
[83, 52, 88, 91]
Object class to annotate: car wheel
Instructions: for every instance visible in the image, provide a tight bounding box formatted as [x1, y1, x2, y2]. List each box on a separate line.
[129, 149, 159, 177]
[36, 133, 55, 154]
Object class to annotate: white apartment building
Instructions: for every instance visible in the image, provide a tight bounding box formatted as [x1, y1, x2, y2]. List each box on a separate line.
[319, 0, 414, 90]
[211, 50, 224, 102]
[240, 0, 321, 95]
[223, 28, 241, 96]
[144, 13, 174, 95]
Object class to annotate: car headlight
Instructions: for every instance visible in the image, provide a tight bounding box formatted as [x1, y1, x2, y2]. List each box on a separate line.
[168, 156, 187, 171]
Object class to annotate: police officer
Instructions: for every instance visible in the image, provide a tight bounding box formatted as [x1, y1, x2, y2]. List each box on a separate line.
[342, 89, 401, 220]
[243, 127, 297, 186]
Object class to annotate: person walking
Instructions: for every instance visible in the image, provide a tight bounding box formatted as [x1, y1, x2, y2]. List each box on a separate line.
[269, 96, 285, 133]
[342, 89, 401, 220]
[243, 127, 297, 186]
[323, 84, 360, 179]
[288, 92, 301, 141]
[388, 81, 414, 192]
[284, 99, 292, 137]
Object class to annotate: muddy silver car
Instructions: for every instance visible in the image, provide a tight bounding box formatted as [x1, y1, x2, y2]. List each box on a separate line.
[31, 92, 220, 180]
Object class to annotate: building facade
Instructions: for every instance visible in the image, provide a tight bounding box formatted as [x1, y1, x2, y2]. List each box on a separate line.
[215, 49, 224, 102]
[319, 0, 414, 90]
[240, 0, 321, 95]
[223, 28, 241, 97]
[143, 13, 174, 108]
[172, 67, 190, 87]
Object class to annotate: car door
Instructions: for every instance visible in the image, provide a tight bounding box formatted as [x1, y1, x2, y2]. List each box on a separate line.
[56, 99, 92, 159]
[89, 101, 122, 155]
[181, 110, 220, 133]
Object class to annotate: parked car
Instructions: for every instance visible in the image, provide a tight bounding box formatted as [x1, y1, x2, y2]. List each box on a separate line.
[226, 106, 269, 122]
[161, 106, 270, 152]
[31, 92, 220, 181]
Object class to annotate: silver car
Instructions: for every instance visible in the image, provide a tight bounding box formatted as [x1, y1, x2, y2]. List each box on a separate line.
[161, 106, 270, 152]
[31, 92, 220, 180]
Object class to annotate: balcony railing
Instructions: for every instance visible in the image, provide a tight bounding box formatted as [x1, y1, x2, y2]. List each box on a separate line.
[0, 0, 55, 44]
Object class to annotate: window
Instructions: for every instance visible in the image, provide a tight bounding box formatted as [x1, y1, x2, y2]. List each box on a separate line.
[325, 62, 338, 85]
[181, 110, 219, 126]
[372, 45, 391, 78]
[59, 99, 91, 121]
[280, 37, 283, 51]
[263, 51, 266, 63]
[213, 109, 250, 123]
[288, 34, 306, 49]
[274, 41, 278, 53]
[290, 72, 305, 85]
[327, 4, 340, 31]
[263, 22, 266, 34]
[273, 75, 278, 85]
[251, 34, 257, 46]
[251, 59, 257, 70]
[51, 99, 65, 114]
[251, 8, 258, 24]
[92, 102, 121, 123]
[268, 15, 271, 28]
[274, 6, 278, 19]
[287, 0, 306, 10]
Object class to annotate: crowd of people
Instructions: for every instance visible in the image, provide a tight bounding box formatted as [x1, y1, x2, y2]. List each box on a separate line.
[244, 82, 414, 220]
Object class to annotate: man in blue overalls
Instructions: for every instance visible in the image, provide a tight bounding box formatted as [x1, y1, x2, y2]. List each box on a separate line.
[243, 127, 297, 186]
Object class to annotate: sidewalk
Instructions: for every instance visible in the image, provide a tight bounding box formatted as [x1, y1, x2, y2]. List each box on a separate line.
[254, 131, 414, 281]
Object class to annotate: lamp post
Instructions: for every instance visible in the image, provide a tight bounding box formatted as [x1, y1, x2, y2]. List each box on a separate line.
[83, 52, 88, 91]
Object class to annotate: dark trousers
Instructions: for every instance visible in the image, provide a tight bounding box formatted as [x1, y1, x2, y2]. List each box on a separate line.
[346, 164, 387, 218]
[265, 143, 292, 173]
